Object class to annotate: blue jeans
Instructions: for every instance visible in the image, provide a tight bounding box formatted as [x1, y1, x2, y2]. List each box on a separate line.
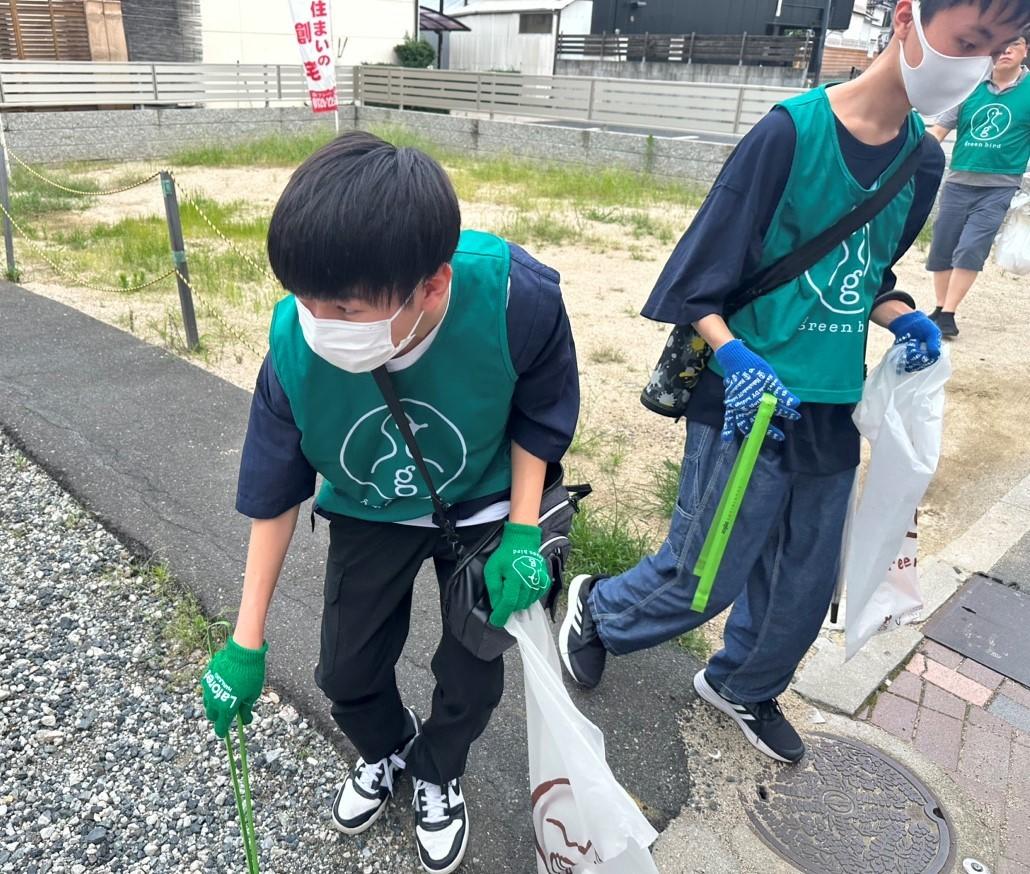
[589, 422, 853, 703]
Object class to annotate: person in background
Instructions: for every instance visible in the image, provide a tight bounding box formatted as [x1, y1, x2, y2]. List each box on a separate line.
[927, 26, 1030, 337]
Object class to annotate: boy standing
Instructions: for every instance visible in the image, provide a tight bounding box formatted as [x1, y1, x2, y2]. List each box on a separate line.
[927, 27, 1029, 337]
[561, 0, 1028, 763]
[202, 133, 579, 873]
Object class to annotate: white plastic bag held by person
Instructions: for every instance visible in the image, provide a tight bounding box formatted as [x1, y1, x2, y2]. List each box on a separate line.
[507, 606, 660, 874]
[842, 345, 950, 660]
[994, 188, 1030, 275]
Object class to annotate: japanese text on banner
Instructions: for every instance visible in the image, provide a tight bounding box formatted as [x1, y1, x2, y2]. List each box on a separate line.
[288, 0, 337, 113]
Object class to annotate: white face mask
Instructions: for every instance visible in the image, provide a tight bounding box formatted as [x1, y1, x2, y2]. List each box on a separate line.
[900, 0, 992, 117]
[295, 293, 425, 373]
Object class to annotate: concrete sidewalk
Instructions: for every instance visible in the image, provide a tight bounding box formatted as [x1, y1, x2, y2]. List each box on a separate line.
[0, 281, 700, 873]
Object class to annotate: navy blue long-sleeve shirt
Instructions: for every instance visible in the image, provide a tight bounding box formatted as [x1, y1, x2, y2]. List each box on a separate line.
[644, 106, 945, 474]
[236, 242, 579, 519]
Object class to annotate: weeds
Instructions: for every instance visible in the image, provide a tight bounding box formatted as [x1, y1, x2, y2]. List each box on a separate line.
[916, 222, 934, 250]
[569, 426, 603, 459]
[498, 211, 584, 247]
[565, 504, 653, 581]
[589, 345, 627, 365]
[675, 631, 710, 661]
[8, 165, 94, 220]
[147, 562, 210, 657]
[599, 435, 628, 476]
[646, 458, 682, 519]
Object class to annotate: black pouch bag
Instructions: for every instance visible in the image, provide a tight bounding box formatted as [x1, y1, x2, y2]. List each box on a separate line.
[372, 367, 591, 661]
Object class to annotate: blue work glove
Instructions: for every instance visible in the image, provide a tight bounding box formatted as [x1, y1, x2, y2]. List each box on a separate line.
[889, 311, 942, 373]
[715, 339, 801, 442]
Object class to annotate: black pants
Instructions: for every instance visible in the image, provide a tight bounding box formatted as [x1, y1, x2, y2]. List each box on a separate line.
[313, 514, 504, 785]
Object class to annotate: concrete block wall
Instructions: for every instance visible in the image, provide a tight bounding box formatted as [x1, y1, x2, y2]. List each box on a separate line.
[2, 104, 733, 187]
[354, 106, 734, 186]
[1, 106, 341, 165]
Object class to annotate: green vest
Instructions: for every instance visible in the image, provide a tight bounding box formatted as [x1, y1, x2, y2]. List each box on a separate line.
[951, 76, 1030, 176]
[712, 86, 922, 404]
[269, 230, 517, 522]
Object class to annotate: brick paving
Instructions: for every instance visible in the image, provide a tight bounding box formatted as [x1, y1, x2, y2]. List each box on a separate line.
[861, 640, 1030, 871]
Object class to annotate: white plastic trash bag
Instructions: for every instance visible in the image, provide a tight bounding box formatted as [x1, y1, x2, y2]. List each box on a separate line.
[994, 189, 1030, 275]
[507, 606, 660, 874]
[842, 345, 950, 660]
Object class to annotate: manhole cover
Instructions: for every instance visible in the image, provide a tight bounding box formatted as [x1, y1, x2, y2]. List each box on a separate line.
[743, 733, 952, 874]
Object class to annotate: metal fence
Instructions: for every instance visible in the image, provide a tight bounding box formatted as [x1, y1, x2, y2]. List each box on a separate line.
[0, 60, 356, 108]
[0, 61, 804, 137]
[357, 66, 801, 136]
[556, 32, 813, 68]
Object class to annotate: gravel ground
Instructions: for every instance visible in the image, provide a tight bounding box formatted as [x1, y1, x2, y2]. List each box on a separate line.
[0, 433, 426, 874]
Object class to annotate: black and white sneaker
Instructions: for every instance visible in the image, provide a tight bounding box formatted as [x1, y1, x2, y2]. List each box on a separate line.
[559, 574, 608, 689]
[693, 670, 805, 764]
[331, 707, 421, 835]
[412, 777, 469, 874]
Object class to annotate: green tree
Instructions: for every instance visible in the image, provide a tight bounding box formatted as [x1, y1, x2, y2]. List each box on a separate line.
[394, 36, 436, 68]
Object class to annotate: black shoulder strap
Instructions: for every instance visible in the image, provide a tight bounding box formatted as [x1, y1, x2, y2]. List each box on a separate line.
[371, 366, 462, 551]
[727, 132, 931, 317]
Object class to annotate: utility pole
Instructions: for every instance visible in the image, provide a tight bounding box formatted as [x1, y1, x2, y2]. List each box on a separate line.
[810, 0, 834, 86]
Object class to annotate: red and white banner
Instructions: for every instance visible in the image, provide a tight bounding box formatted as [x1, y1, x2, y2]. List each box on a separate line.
[288, 0, 337, 113]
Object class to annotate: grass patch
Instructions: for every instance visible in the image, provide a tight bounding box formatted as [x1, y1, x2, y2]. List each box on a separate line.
[147, 562, 210, 657]
[498, 210, 584, 247]
[916, 221, 934, 250]
[565, 504, 652, 581]
[569, 426, 603, 459]
[581, 206, 678, 243]
[8, 165, 94, 221]
[675, 630, 710, 661]
[645, 458, 681, 519]
[599, 436, 628, 476]
[589, 345, 627, 365]
[171, 130, 336, 167]
[167, 125, 704, 216]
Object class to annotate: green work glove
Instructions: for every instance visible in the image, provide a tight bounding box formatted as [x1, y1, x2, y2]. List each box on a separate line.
[483, 522, 551, 628]
[202, 637, 268, 739]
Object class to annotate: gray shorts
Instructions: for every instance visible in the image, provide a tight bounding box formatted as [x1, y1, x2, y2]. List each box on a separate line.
[926, 182, 1018, 272]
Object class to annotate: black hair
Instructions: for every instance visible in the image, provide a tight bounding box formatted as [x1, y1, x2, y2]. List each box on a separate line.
[267, 131, 461, 305]
[920, 0, 1030, 27]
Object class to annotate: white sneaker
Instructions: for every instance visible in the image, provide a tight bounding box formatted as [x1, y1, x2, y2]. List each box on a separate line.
[412, 777, 469, 874]
[331, 707, 421, 835]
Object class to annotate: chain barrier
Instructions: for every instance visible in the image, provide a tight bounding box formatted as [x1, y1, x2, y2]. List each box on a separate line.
[7, 149, 162, 198]
[0, 201, 178, 294]
[174, 178, 274, 281]
[171, 265, 265, 360]
[3, 153, 269, 360]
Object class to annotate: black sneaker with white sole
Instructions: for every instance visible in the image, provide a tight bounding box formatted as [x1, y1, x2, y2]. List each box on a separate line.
[412, 777, 469, 874]
[331, 707, 421, 835]
[693, 669, 805, 764]
[559, 574, 608, 689]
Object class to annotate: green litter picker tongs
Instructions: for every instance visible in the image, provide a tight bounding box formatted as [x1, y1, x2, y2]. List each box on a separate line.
[206, 621, 260, 874]
[690, 392, 777, 614]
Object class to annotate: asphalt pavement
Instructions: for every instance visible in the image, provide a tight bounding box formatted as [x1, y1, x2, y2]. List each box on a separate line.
[0, 281, 701, 873]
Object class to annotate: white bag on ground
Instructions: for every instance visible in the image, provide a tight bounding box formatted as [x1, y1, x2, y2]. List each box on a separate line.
[994, 188, 1030, 275]
[507, 606, 660, 874]
[842, 345, 950, 660]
